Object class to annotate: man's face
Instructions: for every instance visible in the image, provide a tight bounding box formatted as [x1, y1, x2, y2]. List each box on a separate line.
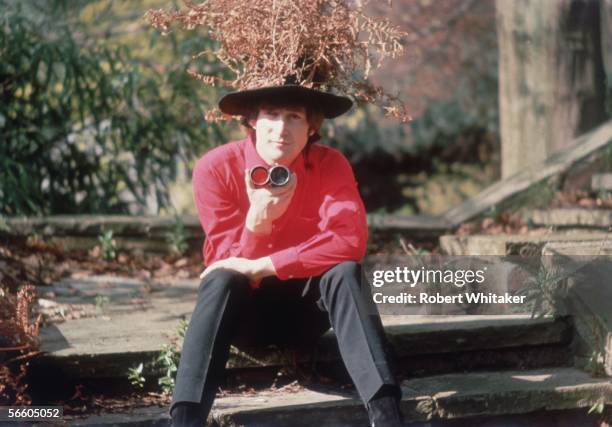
[252, 105, 310, 166]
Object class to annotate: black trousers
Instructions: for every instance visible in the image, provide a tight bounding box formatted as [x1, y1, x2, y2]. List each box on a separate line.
[171, 261, 399, 418]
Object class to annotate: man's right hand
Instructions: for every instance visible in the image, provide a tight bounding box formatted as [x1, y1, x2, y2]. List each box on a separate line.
[244, 168, 297, 235]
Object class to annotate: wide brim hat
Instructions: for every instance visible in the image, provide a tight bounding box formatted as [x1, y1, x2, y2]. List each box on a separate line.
[219, 84, 353, 119]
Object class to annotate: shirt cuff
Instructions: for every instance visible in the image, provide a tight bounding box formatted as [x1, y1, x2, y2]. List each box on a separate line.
[269, 247, 301, 280]
[234, 226, 270, 257]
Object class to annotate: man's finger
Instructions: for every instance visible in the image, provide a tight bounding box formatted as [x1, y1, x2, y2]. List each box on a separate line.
[273, 177, 298, 199]
[269, 186, 291, 197]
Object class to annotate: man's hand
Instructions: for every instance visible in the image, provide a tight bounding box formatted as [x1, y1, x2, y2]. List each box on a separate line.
[244, 168, 297, 235]
[199, 256, 276, 284]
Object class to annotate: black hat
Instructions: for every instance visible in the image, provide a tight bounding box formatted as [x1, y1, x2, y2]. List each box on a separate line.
[219, 84, 353, 119]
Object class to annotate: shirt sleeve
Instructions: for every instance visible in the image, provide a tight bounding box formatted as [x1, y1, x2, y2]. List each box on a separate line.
[269, 151, 368, 279]
[192, 158, 269, 265]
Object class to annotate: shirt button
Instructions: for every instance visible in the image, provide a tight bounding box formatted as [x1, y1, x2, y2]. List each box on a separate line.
[289, 275, 294, 279]
[267, 243, 273, 249]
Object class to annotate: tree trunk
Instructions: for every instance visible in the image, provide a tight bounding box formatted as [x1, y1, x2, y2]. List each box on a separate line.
[496, 0, 607, 179]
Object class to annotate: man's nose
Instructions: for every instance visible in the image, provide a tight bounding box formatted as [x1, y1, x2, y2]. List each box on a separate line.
[273, 118, 289, 136]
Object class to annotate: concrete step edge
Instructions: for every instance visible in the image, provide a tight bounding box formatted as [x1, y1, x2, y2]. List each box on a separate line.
[64, 367, 612, 426]
[34, 315, 572, 378]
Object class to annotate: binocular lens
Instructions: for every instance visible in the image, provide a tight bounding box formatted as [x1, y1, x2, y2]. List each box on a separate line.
[250, 166, 270, 186]
[269, 165, 290, 186]
[249, 165, 291, 187]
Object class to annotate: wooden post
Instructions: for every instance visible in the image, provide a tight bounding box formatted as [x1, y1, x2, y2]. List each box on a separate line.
[496, 0, 607, 179]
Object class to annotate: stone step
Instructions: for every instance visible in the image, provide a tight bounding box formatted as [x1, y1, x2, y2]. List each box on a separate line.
[3, 215, 204, 253]
[63, 367, 612, 426]
[228, 315, 573, 378]
[3, 213, 450, 237]
[2, 213, 448, 254]
[34, 276, 200, 379]
[541, 240, 612, 376]
[591, 173, 612, 191]
[3, 215, 203, 238]
[439, 231, 609, 256]
[527, 208, 612, 229]
[367, 214, 452, 242]
[33, 274, 573, 379]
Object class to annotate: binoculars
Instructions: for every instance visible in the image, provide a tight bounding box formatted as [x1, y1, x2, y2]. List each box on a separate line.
[249, 165, 291, 187]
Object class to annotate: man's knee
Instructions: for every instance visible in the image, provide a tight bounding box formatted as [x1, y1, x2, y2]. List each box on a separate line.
[198, 268, 250, 298]
[320, 261, 363, 299]
[322, 261, 361, 284]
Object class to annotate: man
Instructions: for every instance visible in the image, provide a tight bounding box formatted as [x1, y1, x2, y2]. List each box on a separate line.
[171, 84, 403, 427]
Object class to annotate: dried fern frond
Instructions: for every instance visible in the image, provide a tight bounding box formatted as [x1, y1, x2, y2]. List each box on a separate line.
[145, 0, 411, 122]
[0, 284, 40, 352]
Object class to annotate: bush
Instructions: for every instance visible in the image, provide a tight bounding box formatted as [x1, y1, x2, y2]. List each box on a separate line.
[0, 2, 224, 216]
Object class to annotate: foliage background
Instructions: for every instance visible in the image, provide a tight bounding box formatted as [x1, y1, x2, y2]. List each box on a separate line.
[1, 0, 230, 216]
[1, 0, 500, 217]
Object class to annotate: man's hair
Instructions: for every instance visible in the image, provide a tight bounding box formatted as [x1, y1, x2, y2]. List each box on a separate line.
[241, 102, 325, 145]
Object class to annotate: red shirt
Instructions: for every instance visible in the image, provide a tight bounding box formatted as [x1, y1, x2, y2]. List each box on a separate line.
[192, 136, 368, 280]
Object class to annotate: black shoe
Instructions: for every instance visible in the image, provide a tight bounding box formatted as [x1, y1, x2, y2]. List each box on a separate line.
[366, 395, 403, 427]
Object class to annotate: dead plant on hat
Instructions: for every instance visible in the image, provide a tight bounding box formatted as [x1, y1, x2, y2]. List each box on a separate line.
[145, 0, 410, 121]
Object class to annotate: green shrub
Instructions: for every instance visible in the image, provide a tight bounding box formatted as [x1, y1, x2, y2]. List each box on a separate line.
[166, 215, 188, 255]
[97, 230, 117, 260]
[0, 1, 224, 216]
[128, 363, 146, 390]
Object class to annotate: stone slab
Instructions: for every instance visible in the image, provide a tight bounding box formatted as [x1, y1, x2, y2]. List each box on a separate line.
[367, 213, 452, 233]
[1, 215, 204, 253]
[4, 213, 452, 237]
[35, 276, 199, 377]
[439, 231, 610, 256]
[405, 368, 612, 420]
[380, 315, 571, 357]
[527, 208, 612, 229]
[3, 215, 202, 238]
[3, 213, 450, 254]
[232, 315, 572, 368]
[35, 272, 571, 378]
[67, 406, 170, 427]
[542, 240, 612, 257]
[63, 368, 612, 426]
[211, 386, 432, 426]
[2, 215, 204, 253]
[592, 173, 612, 191]
[46, 235, 201, 253]
[227, 315, 573, 376]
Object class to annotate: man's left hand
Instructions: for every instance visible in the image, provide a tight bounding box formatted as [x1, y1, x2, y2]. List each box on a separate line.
[199, 256, 276, 282]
